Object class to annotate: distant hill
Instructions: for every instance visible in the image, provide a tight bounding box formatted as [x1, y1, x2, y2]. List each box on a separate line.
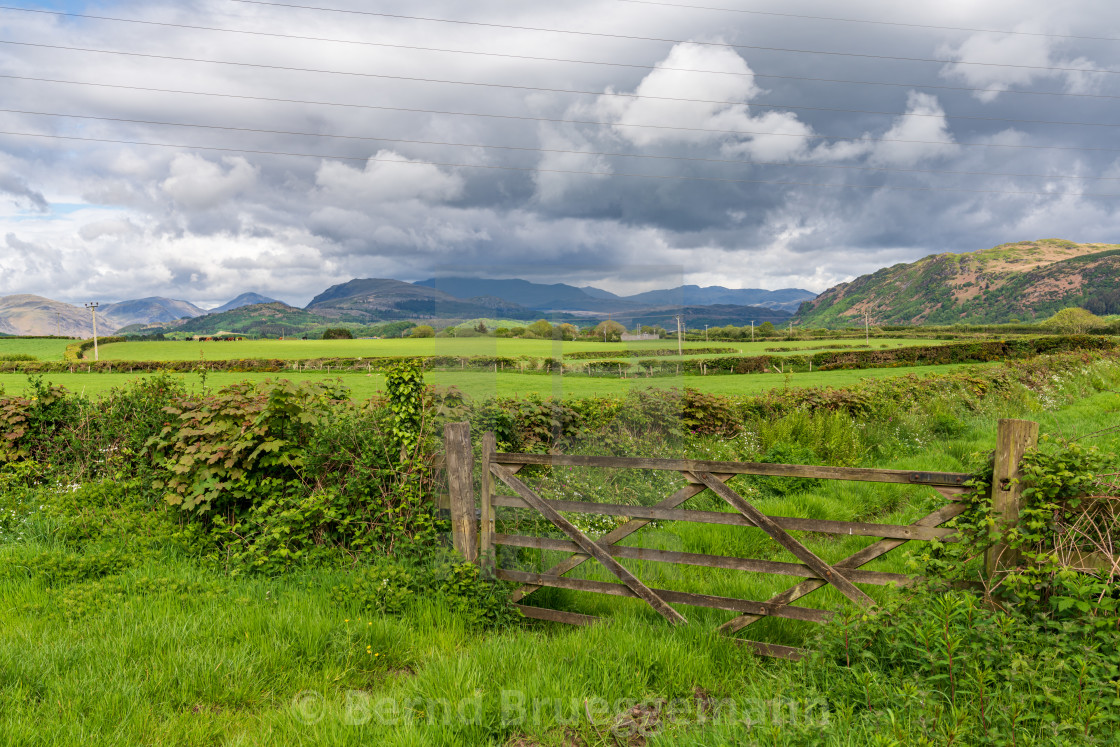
[310, 278, 537, 321]
[0, 295, 94, 336]
[416, 277, 815, 313]
[101, 297, 206, 329]
[632, 304, 791, 329]
[623, 285, 816, 313]
[797, 239, 1120, 327]
[414, 277, 623, 312]
[209, 292, 283, 314]
[141, 302, 332, 337]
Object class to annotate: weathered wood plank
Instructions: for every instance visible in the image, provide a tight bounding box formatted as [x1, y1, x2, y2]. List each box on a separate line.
[480, 432, 496, 573]
[515, 604, 600, 626]
[985, 418, 1039, 577]
[498, 569, 832, 623]
[509, 474, 734, 604]
[695, 471, 875, 608]
[494, 453, 970, 486]
[494, 534, 913, 586]
[721, 501, 969, 634]
[491, 463, 687, 625]
[443, 422, 477, 563]
[487, 494, 955, 541]
[731, 639, 809, 661]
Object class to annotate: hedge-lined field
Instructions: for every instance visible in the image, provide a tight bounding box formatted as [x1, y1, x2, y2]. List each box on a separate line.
[0, 351, 1117, 744]
[0, 362, 998, 401]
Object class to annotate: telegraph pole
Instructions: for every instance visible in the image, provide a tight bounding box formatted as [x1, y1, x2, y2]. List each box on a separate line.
[675, 315, 683, 356]
[84, 302, 99, 361]
[751, 320, 755, 342]
[704, 324, 709, 342]
[864, 311, 870, 344]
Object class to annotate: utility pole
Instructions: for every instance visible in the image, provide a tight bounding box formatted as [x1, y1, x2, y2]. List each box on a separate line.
[84, 302, 99, 361]
[704, 324, 709, 342]
[675, 315, 683, 356]
[789, 320, 793, 339]
[751, 320, 755, 342]
[864, 310, 870, 344]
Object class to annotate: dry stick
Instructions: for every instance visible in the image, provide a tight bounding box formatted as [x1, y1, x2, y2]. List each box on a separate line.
[509, 473, 734, 603]
[694, 472, 874, 608]
[491, 463, 687, 624]
[721, 501, 969, 634]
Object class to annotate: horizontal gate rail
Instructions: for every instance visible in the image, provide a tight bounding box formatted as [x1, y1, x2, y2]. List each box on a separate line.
[486, 494, 955, 541]
[442, 420, 1038, 660]
[493, 534, 913, 586]
[493, 452, 972, 487]
[498, 569, 834, 623]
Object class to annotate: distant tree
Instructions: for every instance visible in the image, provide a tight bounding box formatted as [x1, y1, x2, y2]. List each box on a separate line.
[475, 321, 488, 333]
[495, 327, 511, 337]
[1042, 307, 1102, 334]
[592, 320, 626, 342]
[527, 319, 553, 338]
[321, 327, 353, 339]
[758, 321, 776, 337]
[556, 323, 579, 341]
[410, 324, 435, 338]
[509, 326, 527, 337]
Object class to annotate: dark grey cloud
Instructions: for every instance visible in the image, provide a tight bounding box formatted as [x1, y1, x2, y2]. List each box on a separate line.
[1, 0, 1118, 305]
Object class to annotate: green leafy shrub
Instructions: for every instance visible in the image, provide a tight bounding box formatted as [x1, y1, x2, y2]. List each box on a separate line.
[330, 551, 519, 628]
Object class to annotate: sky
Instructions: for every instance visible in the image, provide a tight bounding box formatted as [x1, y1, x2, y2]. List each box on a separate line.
[1, 0, 1118, 307]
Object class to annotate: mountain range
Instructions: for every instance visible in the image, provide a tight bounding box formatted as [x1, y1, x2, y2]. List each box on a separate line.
[3, 238, 1113, 337]
[0, 279, 804, 336]
[796, 239, 1120, 326]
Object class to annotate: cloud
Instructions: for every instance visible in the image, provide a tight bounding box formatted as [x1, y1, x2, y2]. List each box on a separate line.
[0, 172, 48, 212]
[938, 31, 1102, 102]
[160, 155, 259, 210]
[315, 151, 464, 205]
[868, 92, 959, 166]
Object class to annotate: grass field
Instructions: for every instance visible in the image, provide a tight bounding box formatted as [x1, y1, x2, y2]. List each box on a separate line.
[0, 338, 72, 361]
[91, 337, 946, 362]
[1, 362, 1116, 744]
[0, 362, 997, 401]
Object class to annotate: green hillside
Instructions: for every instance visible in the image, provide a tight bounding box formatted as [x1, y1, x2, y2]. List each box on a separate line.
[797, 239, 1120, 327]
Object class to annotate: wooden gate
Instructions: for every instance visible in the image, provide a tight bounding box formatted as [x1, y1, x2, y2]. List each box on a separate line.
[441, 420, 1038, 660]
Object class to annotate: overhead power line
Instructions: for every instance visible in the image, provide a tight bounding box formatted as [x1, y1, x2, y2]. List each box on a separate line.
[4, 41, 1120, 131]
[613, 0, 1120, 43]
[229, 0, 1120, 75]
[7, 73, 1120, 154]
[2, 130, 1117, 197]
[7, 107, 1118, 182]
[3, 5, 1116, 101]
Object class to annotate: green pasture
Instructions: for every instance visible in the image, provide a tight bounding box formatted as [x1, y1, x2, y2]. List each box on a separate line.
[0, 362, 995, 401]
[0, 337, 71, 362]
[1, 361, 1117, 744]
[90, 336, 948, 362]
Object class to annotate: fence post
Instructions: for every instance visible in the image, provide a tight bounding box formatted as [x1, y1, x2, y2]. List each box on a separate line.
[444, 422, 477, 563]
[479, 431, 496, 574]
[985, 418, 1039, 577]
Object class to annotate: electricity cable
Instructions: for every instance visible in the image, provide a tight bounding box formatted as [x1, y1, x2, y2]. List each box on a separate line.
[3, 40, 1120, 131]
[3, 129, 1118, 197]
[6, 106, 1117, 182]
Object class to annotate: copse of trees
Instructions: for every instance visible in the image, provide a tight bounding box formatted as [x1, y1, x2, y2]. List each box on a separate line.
[410, 325, 435, 338]
[1043, 307, 1103, 334]
[321, 327, 353, 340]
[591, 320, 626, 342]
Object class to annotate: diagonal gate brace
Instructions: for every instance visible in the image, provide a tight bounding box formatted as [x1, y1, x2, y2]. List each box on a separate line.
[490, 463, 688, 625]
[510, 473, 735, 604]
[693, 471, 875, 609]
[720, 500, 968, 635]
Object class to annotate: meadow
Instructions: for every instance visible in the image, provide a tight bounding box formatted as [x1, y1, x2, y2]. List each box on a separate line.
[91, 336, 943, 362]
[0, 350, 1117, 744]
[0, 337, 71, 361]
[0, 361, 996, 401]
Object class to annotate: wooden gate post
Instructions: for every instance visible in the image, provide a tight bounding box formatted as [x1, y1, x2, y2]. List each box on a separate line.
[479, 431, 497, 574]
[985, 418, 1039, 577]
[444, 421, 477, 563]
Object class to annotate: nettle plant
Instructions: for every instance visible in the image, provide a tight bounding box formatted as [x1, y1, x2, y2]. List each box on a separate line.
[148, 378, 345, 513]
